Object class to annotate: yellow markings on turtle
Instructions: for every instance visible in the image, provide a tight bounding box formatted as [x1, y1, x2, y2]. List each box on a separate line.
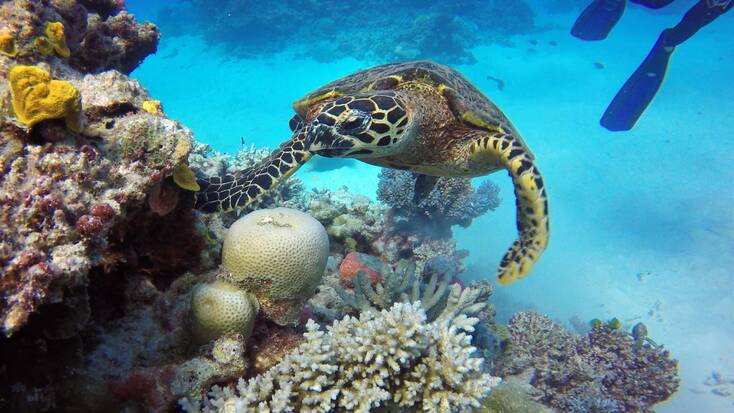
[172, 163, 200, 191]
[470, 132, 549, 286]
[461, 110, 503, 133]
[294, 90, 342, 113]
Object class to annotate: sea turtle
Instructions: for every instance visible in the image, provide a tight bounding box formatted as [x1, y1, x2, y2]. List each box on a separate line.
[195, 61, 549, 285]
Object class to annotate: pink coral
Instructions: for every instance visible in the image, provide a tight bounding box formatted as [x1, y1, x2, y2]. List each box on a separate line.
[338, 251, 383, 287]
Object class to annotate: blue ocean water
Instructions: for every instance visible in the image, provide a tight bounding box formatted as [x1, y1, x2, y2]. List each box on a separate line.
[126, 1, 733, 411]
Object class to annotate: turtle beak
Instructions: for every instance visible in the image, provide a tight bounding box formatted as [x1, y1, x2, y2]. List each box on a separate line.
[306, 123, 355, 157]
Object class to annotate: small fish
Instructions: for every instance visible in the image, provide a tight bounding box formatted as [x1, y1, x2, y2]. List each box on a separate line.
[528, 38, 538, 45]
[593, 61, 605, 70]
[549, 40, 558, 46]
[486, 75, 505, 91]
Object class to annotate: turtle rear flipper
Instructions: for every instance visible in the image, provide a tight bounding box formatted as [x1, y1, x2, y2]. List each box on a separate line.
[469, 133, 549, 285]
[195, 132, 312, 213]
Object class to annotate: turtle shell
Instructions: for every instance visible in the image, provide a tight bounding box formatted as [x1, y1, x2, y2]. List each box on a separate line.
[293, 60, 531, 157]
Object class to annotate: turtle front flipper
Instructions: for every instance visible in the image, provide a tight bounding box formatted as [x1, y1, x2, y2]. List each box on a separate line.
[470, 133, 549, 285]
[195, 132, 312, 213]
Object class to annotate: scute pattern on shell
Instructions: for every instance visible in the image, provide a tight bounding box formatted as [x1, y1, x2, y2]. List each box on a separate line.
[295, 60, 526, 150]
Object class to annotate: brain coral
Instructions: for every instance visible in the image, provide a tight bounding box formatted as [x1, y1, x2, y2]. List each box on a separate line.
[221, 207, 329, 325]
[191, 281, 259, 344]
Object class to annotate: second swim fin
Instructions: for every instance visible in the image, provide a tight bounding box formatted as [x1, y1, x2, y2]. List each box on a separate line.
[571, 0, 627, 41]
[601, 35, 674, 131]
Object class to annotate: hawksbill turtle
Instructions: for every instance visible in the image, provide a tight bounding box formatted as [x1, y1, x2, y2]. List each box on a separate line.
[195, 61, 549, 285]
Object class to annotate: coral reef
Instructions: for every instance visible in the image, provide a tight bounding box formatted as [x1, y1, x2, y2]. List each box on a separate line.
[156, 0, 536, 64]
[220, 207, 330, 325]
[496, 312, 680, 413]
[0, 64, 193, 336]
[183, 300, 500, 413]
[0, 3, 684, 413]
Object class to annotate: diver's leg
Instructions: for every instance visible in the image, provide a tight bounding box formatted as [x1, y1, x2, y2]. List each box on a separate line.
[571, 0, 627, 41]
[601, 0, 732, 131]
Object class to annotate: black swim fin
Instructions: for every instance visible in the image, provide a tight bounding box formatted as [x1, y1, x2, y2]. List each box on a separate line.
[601, 34, 674, 131]
[571, 0, 627, 41]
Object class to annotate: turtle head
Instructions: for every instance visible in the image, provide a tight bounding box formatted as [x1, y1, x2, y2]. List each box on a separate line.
[303, 92, 412, 158]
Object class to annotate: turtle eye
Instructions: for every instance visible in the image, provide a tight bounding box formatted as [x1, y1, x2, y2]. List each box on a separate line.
[337, 110, 370, 134]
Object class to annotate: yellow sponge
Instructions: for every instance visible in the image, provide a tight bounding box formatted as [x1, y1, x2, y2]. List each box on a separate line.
[33, 37, 54, 56]
[142, 99, 163, 115]
[8, 65, 82, 131]
[44, 22, 70, 58]
[0, 30, 17, 57]
[190, 280, 259, 344]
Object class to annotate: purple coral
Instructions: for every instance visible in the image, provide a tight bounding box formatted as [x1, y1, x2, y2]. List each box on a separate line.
[377, 169, 500, 230]
[496, 312, 680, 413]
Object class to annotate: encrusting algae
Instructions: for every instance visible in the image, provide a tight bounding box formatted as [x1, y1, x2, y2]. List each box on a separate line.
[8, 65, 82, 131]
[44, 21, 71, 58]
[173, 162, 201, 191]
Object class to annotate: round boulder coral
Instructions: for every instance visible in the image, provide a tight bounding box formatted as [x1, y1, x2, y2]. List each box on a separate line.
[221, 207, 329, 325]
[190, 280, 259, 343]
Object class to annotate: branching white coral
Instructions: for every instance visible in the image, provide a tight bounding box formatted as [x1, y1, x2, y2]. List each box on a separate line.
[182, 301, 500, 413]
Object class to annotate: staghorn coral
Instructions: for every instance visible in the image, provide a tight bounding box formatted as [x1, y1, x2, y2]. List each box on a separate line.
[496, 312, 680, 413]
[7, 65, 82, 130]
[220, 207, 329, 326]
[190, 280, 259, 344]
[183, 301, 500, 413]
